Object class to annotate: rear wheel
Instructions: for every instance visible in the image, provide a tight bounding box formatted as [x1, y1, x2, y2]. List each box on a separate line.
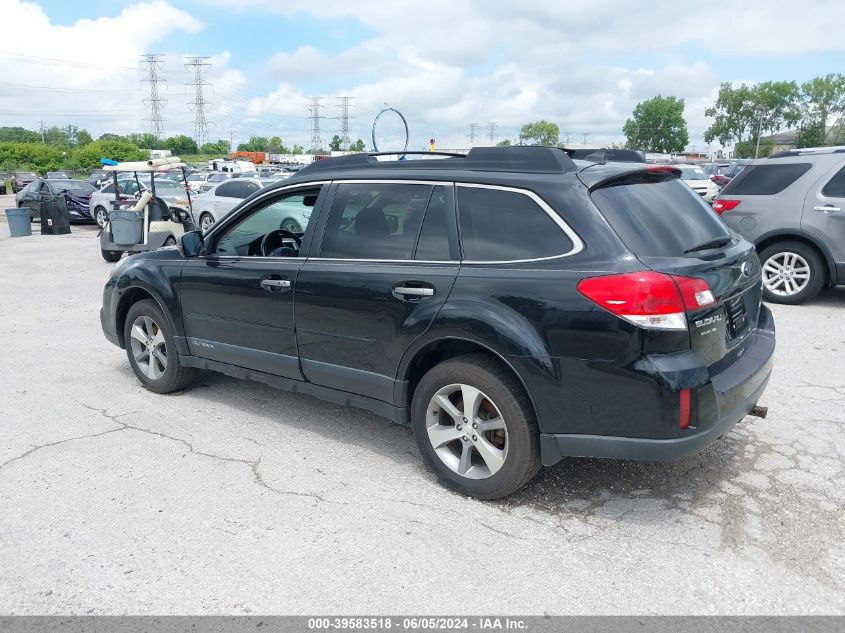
[101, 249, 122, 262]
[759, 241, 825, 304]
[94, 206, 109, 229]
[411, 354, 541, 499]
[124, 299, 198, 393]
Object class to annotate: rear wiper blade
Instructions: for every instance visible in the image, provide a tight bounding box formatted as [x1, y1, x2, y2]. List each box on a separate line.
[684, 236, 732, 254]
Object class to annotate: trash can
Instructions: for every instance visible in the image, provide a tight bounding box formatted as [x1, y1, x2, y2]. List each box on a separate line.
[110, 210, 144, 245]
[5, 208, 32, 237]
[38, 195, 71, 235]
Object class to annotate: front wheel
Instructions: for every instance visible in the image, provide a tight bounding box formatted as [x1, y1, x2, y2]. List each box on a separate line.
[411, 354, 541, 499]
[759, 241, 825, 305]
[124, 299, 198, 394]
[280, 218, 302, 233]
[101, 249, 122, 262]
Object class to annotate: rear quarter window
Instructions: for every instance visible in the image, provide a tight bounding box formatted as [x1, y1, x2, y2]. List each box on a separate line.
[821, 165, 845, 198]
[721, 163, 812, 195]
[591, 178, 730, 257]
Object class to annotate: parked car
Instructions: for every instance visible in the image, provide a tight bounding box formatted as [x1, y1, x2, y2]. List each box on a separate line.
[675, 164, 720, 202]
[86, 170, 110, 188]
[194, 178, 261, 231]
[101, 147, 775, 499]
[712, 160, 752, 187]
[11, 171, 38, 193]
[15, 178, 97, 222]
[714, 146, 845, 304]
[193, 178, 309, 232]
[46, 171, 70, 179]
[186, 171, 231, 194]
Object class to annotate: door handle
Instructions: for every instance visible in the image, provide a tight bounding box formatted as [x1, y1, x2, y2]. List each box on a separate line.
[813, 205, 840, 213]
[394, 286, 434, 297]
[260, 278, 291, 291]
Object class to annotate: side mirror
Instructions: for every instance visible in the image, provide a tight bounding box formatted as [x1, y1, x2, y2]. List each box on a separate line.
[179, 230, 205, 258]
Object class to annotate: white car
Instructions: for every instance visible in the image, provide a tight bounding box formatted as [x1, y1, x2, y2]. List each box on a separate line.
[675, 165, 720, 202]
[185, 172, 226, 193]
[89, 178, 190, 228]
[193, 178, 312, 233]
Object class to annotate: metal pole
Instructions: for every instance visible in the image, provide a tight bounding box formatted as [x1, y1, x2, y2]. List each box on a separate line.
[755, 109, 764, 158]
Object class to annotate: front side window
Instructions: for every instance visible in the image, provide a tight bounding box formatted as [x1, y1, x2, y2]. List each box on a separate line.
[319, 183, 434, 260]
[214, 188, 321, 257]
[457, 186, 574, 261]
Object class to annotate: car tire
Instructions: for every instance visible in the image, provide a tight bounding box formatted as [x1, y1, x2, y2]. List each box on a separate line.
[759, 241, 826, 305]
[280, 218, 302, 233]
[94, 206, 109, 229]
[411, 353, 541, 499]
[123, 299, 199, 394]
[101, 249, 122, 262]
[199, 213, 214, 232]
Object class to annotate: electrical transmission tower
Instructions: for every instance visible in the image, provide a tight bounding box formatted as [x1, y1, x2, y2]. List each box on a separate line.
[309, 97, 324, 153]
[337, 96, 354, 150]
[468, 123, 478, 144]
[140, 54, 167, 138]
[185, 56, 211, 147]
[488, 121, 498, 143]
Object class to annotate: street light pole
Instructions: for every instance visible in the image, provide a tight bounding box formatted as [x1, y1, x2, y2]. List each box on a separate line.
[755, 108, 765, 159]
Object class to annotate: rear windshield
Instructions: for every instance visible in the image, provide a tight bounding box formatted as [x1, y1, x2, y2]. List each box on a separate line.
[721, 163, 812, 195]
[591, 177, 730, 257]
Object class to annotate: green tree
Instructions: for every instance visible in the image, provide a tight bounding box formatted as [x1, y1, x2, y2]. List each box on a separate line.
[97, 132, 127, 142]
[796, 73, 845, 147]
[0, 142, 64, 172]
[496, 139, 512, 146]
[75, 129, 93, 146]
[199, 139, 231, 154]
[267, 136, 287, 154]
[519, 120, 559, 146]
[68, 139, 147, 169]
[347, 139, 365, 152]
[0, 127, 40, 143]
[328, 135, 342, 151]
[237, 136, 270, 152]
[127, 132, 162, 149]
[704, 81, 801, 149]
[44, 126, 70, 146]
[622, 95, 689, 153]
[291, 144, 304, 155]
[162, 134, 198, 155]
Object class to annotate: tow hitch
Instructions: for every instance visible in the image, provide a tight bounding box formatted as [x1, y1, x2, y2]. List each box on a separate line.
[749, 405, 768, 419]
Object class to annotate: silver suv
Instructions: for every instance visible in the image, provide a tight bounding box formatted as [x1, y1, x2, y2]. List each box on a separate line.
[714, 147, 845, 304]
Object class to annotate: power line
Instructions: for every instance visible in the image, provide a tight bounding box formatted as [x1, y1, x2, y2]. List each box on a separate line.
[185, 56, 211, 147]
[309, 97, 324, 153]
[337, 96, 354, 150]
[140, 54, 167, 138]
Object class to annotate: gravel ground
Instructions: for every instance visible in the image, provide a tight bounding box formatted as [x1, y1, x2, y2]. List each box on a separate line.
[1, 200, 843, 615]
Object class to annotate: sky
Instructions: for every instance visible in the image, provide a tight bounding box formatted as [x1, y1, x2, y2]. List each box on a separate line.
[1, 0, 844, 153]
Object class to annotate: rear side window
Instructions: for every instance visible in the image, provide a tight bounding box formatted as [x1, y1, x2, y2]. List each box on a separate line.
[457, 186, 573, 261]
[822, 165, 845, 198]
[722, 163, 811, 195]
[592, 178, 730, 257]
[415, 185, 455, 261]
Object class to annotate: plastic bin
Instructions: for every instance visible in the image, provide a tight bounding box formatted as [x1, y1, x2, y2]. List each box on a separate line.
[5, 208, 32, 237]
[110, 210, 144, 245]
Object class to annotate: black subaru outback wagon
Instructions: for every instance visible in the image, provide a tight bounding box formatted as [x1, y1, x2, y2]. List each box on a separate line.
[101, 146, 775, 499]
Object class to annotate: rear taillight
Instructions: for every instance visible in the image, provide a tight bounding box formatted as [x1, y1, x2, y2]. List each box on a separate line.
[713, 199, 740, 215]
[577, 271, 716, 331]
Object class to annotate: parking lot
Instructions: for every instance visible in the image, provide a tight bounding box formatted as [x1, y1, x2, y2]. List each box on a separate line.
[0, 201, 843, 615]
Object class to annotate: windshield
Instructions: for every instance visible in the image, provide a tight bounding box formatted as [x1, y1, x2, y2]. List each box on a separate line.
[16, 172, 37, 179]
[50, 180, 95, 193]
[187, 174, 206, 182]
[209, 174, 228, 182]
[680, 168, 708, 180]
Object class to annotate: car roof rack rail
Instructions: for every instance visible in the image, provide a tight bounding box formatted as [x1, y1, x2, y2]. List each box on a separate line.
[769, 146, 845, 158]
[298, 145, 578, 174]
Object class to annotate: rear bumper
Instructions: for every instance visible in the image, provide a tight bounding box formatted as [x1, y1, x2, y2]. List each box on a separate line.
[540, 305, 775, 465]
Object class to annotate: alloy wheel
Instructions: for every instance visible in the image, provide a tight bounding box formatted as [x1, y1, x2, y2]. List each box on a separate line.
[426, 383, 509, 479]
[95, 207, 108, 228]
[762, 251, 810, 297]
[200, 214, 214, 232]
[129, 315, 168, 380]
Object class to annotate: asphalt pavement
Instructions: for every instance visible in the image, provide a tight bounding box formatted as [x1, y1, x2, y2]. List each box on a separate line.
[1, 201, 843, 615]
